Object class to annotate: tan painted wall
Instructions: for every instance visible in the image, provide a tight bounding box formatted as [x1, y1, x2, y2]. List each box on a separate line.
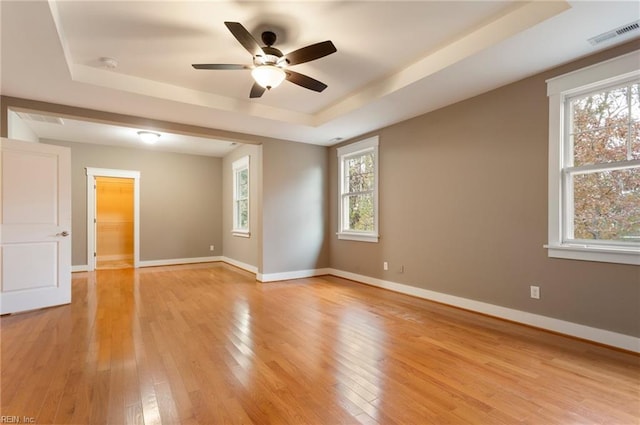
[222, 144, 261, 268]
[261, 139, 329, 274]
[43, 139, 223, 265]
[329, 41, 640, 337]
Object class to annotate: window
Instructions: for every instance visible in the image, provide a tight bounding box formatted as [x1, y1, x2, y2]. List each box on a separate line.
[546, 51, 639, 265]
[337, 136, 379, 242]
[232, 156, 250, 237]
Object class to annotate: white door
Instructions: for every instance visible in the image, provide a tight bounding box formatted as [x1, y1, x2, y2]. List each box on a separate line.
[1, 138, 72, 314]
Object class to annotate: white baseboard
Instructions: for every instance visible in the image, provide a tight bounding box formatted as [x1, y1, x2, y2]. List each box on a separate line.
[138, 256, 222, 268]
[220, 257, 259, 274]
[327, 268, 640, 353]
[257, 268, 331, 283]
[72, 265, 89, 273]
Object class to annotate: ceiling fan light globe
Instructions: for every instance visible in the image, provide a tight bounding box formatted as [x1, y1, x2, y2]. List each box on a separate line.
[252, 65, 286, 90]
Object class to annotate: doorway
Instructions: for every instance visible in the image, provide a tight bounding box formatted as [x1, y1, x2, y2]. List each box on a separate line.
[86, 167, 140, 271]
[95, 176, 134, 269]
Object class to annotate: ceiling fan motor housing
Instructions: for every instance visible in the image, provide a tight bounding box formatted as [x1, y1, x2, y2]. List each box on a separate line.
[256, 46, 284, 66]
[261, 31, 277, 46]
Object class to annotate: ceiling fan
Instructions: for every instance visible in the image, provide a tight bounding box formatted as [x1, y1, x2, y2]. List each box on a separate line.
[193, 21, 337, 98]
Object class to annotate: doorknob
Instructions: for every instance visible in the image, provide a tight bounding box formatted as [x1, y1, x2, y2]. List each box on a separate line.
[57, 231, 70, 237]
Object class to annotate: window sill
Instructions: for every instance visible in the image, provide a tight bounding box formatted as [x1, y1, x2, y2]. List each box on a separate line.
[337, 232, 379, 243]
[232, 231, 250, 238]
[544, 244, 640, 266]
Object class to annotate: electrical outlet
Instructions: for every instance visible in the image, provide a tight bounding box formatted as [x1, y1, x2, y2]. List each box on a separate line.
[530, 285, 540, 299]
[209, 245, 215, 252]
[383, 261, 388, 271]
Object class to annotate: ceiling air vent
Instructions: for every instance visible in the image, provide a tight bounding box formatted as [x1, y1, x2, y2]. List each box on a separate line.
[16, 112, 64, 125]
[588, 20, 640, 46]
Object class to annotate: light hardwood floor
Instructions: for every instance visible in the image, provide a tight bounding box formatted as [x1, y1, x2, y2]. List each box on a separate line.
[1, 263, 638, 424]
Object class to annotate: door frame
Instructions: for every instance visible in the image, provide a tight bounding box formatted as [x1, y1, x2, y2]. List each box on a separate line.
[86, 167, 140, 271]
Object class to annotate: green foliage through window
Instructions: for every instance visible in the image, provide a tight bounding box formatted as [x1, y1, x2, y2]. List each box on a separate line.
[344, 152, 375, 232]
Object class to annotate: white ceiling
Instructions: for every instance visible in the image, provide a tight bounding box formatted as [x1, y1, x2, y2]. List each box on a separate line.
[1, 0, 639, 153]
[13, 112, 239, 157]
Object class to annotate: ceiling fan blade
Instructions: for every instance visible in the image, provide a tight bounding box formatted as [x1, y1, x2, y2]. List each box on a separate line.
[250, 82, 266, 98]
[285, 70, 328, 92]
[192, 64, 250, 70]
[281, 41, 336, 66]
[224, 21, 265, 58]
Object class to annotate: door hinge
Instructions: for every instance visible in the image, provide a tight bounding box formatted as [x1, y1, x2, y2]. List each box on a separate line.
[94, 218, 97, 223]
[94, 252, 96, 257]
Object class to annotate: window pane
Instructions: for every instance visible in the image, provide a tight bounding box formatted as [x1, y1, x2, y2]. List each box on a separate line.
[236, 169, 248, 199]
[571, 86, 629, 133]
[237, 199, 248, 229]
[345, 193, 374, 231]
[346, 153, 374, 193]
[573, 168, 640, 242]
[239, 169, 248, 186]
[573, 126, 628, 166]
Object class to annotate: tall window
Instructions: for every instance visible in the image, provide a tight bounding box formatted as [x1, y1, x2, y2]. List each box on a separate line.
[232, 156, 250, 237]
[337, 136, 379, 242]
[546, 52, 639, 265]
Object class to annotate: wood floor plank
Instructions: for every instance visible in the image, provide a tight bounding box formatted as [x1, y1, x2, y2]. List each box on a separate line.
[1, 263, 638, 424]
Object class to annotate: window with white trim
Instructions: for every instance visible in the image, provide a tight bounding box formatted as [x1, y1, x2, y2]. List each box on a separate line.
[546, 51, 639, 265]
[232, 156, 250, 237]
[337, 136, 379, 242]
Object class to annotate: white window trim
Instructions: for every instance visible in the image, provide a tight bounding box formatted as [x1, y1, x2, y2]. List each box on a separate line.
[545, 50, 640, 266]
[232, 155, 250, 237]
[337, 136, 379, 243]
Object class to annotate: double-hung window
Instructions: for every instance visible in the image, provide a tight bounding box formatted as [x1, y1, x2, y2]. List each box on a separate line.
[337, 136, 379, 242]
[546, 52, 639, 265]
[232, 156, 250, 237]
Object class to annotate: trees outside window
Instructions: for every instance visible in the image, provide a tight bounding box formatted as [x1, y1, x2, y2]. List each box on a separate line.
[569, 82, 640, 242]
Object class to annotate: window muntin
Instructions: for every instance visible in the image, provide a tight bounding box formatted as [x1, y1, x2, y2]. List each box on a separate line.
[337, 136, 379, 242]
[232, 156, 250, 235]
[546, 51, 640, 265]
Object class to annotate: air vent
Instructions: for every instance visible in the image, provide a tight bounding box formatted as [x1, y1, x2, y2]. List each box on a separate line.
[588, 20, 640, 46]
[16, 112, 64, 125]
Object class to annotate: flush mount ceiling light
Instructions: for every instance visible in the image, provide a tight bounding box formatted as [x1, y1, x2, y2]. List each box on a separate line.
[251, 65, 286, 90]
[137, 131, 160, 144]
